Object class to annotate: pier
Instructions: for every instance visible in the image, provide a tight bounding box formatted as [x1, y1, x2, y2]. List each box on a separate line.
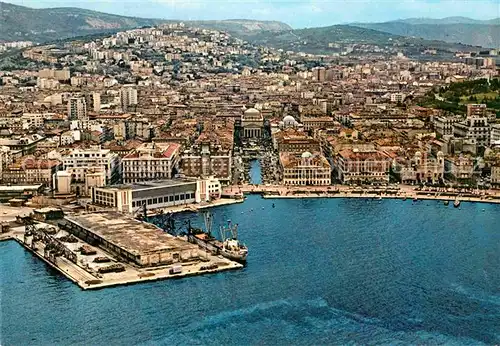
[1, 211, 242, 291]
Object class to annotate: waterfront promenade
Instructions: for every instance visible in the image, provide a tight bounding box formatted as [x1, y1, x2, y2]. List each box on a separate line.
[223, 184, 500, 204]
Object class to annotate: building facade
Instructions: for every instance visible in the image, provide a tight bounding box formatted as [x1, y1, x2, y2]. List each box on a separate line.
[394, 151, 445, 184]
[453, 104, 490, 147]
[180, 140, 232, 183]
[241, 108, 264, 139]
[62, 147, 121, 186]
[334, 149, 391, 184]
[1, 158, 60, 188]
[445, 155, 475, 181]
[280, 151, 331, 186]
[434, 115, 463, 137]
[122, 142, 180, 184]
[67, 97, 87, 121]
[120, 87, 138, 111]
[91, 180, 198, 214]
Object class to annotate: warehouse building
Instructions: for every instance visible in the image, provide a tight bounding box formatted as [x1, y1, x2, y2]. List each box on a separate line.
[61, 212, 200, 267]
[91, 178, 221, 214]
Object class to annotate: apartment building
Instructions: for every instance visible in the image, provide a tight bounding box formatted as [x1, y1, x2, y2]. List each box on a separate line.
[85, 92, 101, 113]
[491, 124, 500, 144]
[1, 158, 60, 188]
[434, 115, 463, 137]
[334, 148, 391, 184]
[62, 146, 121, 185]
[300, 116, 336, 131]
[21, 113, 45, 130]
[67, 97, 87, 121]
[453, 104, 490, 147]
[122, 142, 180, 184]
[445, 155, 475, 181]
[120, 86, 138, 111]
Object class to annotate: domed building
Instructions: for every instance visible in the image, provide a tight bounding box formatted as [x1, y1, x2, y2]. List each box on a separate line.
[270, 115, 305, 149]
[283, 115, 298, 128]
[241, 107, 264, 139]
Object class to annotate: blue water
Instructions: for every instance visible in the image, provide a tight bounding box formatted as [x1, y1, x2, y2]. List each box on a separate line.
[249, 160, 262, 185]
[1, 196, 500, 345]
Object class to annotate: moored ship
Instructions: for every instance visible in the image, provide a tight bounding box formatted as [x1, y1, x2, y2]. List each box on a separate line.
[187, 212, 248, 264]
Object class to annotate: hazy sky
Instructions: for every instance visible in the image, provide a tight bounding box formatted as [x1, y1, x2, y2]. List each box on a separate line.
[5, 0, 500, 28]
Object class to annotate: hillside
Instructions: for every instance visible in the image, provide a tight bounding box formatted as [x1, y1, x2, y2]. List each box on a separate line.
[244, 25, 476, 55]
[0, 2, 165, 42]
[353, 21, 500, 48]
[391, 17, 500, 25]
[248, 25, 398, 52]
[184, 19, 291, 38]
[0, 2, 291, 43]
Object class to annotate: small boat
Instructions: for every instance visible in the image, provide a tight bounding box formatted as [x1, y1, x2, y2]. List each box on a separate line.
[272, 203, 275, 208]
[443, 200, 449, 206]
[454, 199, 461, 208]
[403, 197, 407, 201]
[377, 196, 382, 201]
[413, 197, 418, 202]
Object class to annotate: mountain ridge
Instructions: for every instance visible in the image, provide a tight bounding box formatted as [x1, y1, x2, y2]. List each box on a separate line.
[0, 1, 291, 43]
[388, 16, 499, 25]
[0, 2, 492, 50]
[352, 18, 500, 48]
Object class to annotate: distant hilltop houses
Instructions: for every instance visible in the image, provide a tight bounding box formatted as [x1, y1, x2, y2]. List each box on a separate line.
[0, 19, 499, 208]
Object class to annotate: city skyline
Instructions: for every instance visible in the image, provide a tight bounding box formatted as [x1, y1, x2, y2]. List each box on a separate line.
[3, 0, 500, 28]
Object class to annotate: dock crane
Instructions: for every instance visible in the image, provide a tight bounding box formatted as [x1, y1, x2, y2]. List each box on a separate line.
[18, 216, 77, 265]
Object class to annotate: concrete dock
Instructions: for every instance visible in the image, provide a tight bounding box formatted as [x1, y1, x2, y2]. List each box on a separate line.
[144, 198, 244, 217]
[1, 211, 243, 291]
[8, 233, 242, 290]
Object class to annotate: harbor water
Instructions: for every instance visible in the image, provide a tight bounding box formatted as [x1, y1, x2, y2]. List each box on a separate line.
[248, 159, 262, 185]
[1, 195, 500, 345]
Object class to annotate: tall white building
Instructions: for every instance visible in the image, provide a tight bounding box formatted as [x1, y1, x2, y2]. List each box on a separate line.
[62, 146, 121, 186]
[491, 124, 500, 144]
[453, 113, 490, 147]
[120, 87, 138, 111]
[67, 97, 87, 120]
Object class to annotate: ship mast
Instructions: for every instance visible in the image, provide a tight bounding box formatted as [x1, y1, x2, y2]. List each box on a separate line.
[203, 212, 213, 236]
[220, 220, 239, 241]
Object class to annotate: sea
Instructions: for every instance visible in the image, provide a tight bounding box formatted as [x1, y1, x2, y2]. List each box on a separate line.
[1, 194, 499, 345]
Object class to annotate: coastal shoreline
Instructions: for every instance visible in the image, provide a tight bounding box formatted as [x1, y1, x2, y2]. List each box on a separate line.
[260, 193, 500, 204]
[223, 184, 500, 206]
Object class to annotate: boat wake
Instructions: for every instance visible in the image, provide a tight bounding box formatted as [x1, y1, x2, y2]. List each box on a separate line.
[144, 297, 487, 346]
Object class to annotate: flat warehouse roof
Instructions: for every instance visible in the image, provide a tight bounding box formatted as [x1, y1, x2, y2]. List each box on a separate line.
[65, 212, 197, 256]
[129, 180, 195, 191]
[97, 179, 196, 192]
